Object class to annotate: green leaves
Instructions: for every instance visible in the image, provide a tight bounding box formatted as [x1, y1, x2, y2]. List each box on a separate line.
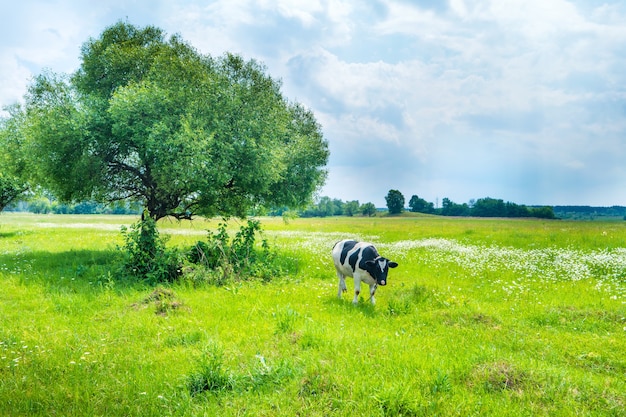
[386, 189, 405, 215]
[0, 174, 27, 212]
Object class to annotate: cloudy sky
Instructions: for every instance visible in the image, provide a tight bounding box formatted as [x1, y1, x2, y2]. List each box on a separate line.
[2, 0, 626, 207]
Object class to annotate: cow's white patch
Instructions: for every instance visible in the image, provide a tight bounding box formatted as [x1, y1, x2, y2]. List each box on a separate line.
[378, 258, 386, 273]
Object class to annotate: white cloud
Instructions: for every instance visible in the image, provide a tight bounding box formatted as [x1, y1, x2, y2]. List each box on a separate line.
[486, 0, 581, 29]
[0, 52, 31, 110]
[272, 0, 323, 27]
[376, 2, 446, 35]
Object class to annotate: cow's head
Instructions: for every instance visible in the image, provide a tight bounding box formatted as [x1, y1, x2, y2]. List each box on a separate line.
[364, 257, 398, 286]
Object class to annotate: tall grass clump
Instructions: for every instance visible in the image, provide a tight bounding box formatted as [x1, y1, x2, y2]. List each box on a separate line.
[187, 343, 296, 397]
[187, 344, 236, 396]
[375, 385, 423, 417]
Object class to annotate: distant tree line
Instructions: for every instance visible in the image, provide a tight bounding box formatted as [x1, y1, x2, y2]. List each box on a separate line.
[18, 191, 621, 221]
[266, 191, 556, 220]
[269, 196, 378, 218]
[553, 206, 626, 220]
[5, 196, 141, 215]
[407, 194, 555, 219]
[379, 190, 555, 219]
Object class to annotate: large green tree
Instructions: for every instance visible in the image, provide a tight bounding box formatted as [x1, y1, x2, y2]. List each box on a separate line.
[3, 21, 328, 220]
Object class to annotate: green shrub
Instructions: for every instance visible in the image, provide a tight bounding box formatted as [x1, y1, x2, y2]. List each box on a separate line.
[185, 219, 281, 285]
[187, 345, 295, 396]
[120, 215, 182, 284]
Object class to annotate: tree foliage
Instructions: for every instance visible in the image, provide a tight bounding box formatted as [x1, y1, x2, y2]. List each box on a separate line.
[296, 197, 378, 217]
[344, 200, 360, 217]
[408, 194, 434, 214]
[0, 175, 27, 213]
[439, 196, 554, 219]
[441, 197, 471, 216]
[0, 107, 29, 212]
[2, 21, 328, 221]
[385, 189, 405, 215]
[360, 202, 377, 217]
[470, 197, 555, 219]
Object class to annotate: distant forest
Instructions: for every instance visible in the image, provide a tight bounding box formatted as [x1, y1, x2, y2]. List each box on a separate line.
[274, 195, 558, 219]
[6, 198, 141, 215]
[6, 194, 626, 221]
[552, 205, 626, 220]
[286, 194, 626, 221]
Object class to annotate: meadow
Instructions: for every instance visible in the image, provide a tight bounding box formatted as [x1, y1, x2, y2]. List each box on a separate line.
[0, 213, 625, 416]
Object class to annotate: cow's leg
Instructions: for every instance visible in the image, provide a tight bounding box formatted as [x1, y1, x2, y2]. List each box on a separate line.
[369, 284, 378, 305]
[336, 270, 347, 298]
[352, 278, 361, 304]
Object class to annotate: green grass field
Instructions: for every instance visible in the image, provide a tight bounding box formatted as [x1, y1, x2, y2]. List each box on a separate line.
[1, 213, 625, 416]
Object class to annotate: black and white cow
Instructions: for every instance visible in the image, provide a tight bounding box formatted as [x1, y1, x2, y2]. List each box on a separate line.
[332, 239, 398, 305]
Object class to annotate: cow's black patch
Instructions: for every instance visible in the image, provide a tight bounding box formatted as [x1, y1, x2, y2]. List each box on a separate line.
[358, 246, 379, 270]
[340, 240, 358, 265]
[348, 250, 359, 272]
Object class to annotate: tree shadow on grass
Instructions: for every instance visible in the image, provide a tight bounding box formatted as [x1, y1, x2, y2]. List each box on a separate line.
[0, 249, 142, 293]
[0, 231, 22, 239]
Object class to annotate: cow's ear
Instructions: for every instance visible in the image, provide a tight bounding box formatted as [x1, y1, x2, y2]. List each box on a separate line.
[364, 260, 376, 267]
[388, 261, 398, 268]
